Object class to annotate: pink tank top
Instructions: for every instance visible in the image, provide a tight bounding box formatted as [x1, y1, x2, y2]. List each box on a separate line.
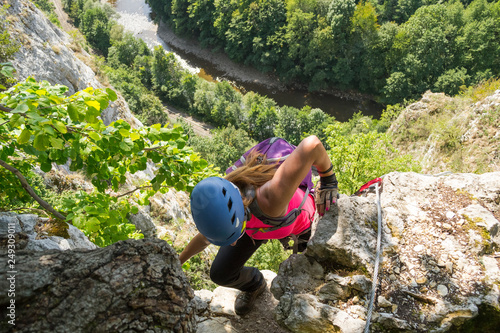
[245, 188, 315, 240]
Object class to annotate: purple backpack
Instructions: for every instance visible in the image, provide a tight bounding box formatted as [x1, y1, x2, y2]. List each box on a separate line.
[225, 137, 314, 191]
[225, 137, 314, 231]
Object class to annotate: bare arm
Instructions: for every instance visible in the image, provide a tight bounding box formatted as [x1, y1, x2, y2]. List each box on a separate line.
[257, 135, 334, 217]
[179, 232, 211, 265]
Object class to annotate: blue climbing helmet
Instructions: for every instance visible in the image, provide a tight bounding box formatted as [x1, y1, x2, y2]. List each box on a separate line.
[190, 177, 246, 246]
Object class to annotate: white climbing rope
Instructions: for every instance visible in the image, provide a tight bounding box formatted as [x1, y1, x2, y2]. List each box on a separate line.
[364, 182, 383, 333]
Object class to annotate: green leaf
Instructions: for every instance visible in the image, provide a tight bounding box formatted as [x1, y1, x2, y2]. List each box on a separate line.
[40, 159, 52, 172]
[85, 100, 101, 111]
[72, 216, 83, 228]
[106, 88, 117, 101]
[85, 104, 100, 123]
[17, 129, 31, 144]
[88, 132, 101, 141]
[52, 120, 67, 134]
[119, 128, 130, 137]
[84, 205, 99, 214]
[33, 134, 49, 151]
[43, 124, 55, 135]
[130, 132, 140, 141]
[87, 217, 101, 232]
[0, 63, 15, 78]
[49, 137, 64, 149]
[67, 103, 80, 122]
[25, 111, 46, 123]
[131, 206, 139, 214]
[9, 114, 24, 127]
[49, 95, 64, 104]
[197, 159, 208, 169]
[119, 141, 131, 151]
[176, 138, 186, 149]
[12, 103, 29, 114]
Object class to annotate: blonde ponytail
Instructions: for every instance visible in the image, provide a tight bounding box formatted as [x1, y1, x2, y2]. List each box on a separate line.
[224, 152, 277, 207]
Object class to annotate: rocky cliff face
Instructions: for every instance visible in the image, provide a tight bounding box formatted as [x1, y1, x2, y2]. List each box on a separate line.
[271, 171, 500, 333]
[5, 0, 141, 128]
[2, 171, 498, 332]
[3, 1, 500, 332]
[4, 0, 200, 244]
[388, 89, 500, 174]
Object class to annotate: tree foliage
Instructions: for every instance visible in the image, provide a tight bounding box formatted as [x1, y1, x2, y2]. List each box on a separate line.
[145, 0, 500, 103]
[325, 113, 420, 195]
[0, 71, 216, 246]
[188, 124, 256, 171]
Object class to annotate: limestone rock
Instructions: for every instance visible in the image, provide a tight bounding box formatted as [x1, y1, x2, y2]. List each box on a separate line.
[128, 207, 157, 238]
[0, 239, 195, 332]
[275, 293, 365, 333]
[6, 0, 141, 128]
[0, 213, 96, 251]
[210, 287, 240, 316]
[306, 194, 382, 270]
[273, 171, 500, 333]
[271, 253, 324, 299]
[196, 317, 237, 333]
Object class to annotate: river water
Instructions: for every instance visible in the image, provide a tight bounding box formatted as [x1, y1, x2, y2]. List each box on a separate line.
[107, 0, 384, 122]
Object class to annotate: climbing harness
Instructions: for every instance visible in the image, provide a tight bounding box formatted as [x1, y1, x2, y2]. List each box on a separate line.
[364, 181, 383, 333]
[226, 137, 316, 251]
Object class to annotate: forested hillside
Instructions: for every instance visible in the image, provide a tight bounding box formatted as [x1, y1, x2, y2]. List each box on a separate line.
[146, 0, 500, 103]
[0, 0, 417, 249]
[1, 0, 499, 253]
[1, 3, 499, 326]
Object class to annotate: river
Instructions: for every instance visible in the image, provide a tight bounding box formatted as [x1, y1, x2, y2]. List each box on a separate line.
[107, 0, 384, 122]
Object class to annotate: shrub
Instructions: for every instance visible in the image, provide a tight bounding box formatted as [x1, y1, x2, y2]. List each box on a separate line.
[326, 119, 420, 195]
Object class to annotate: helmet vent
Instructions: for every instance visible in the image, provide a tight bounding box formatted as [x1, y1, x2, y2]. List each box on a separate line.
[222, 187, 227, 196]
[231, 213, 236, 224]
[227, 198, 233, 211]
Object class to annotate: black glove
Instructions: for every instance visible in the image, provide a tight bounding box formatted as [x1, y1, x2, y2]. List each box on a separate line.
[314, 173, 338, 216]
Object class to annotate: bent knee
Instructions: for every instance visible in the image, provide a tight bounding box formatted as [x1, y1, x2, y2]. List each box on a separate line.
[210, 265, 234, 286]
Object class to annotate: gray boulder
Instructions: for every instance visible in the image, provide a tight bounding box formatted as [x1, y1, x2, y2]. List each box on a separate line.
[0, 212, 96, 251]
[0, 238, 195, 332]
[272, 171, 500, 333]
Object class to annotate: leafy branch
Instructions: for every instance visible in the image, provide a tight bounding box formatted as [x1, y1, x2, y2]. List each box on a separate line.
[0, 157, 66, 220]
[1, 73, 218, 246]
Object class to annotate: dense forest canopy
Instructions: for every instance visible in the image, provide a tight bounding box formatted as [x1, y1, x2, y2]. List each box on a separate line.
[145, 0, 500, 103]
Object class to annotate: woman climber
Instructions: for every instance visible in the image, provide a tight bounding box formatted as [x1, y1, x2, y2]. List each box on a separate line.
[179, 135, 338, 316]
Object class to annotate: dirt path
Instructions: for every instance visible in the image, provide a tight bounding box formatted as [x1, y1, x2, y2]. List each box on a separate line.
[50, 0, 73, 32]
[164, 104, 213, 137]
[229, 287, 291, 333]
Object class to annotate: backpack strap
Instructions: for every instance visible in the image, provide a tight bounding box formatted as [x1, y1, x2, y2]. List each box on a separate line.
[246, 188, 310, 233]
